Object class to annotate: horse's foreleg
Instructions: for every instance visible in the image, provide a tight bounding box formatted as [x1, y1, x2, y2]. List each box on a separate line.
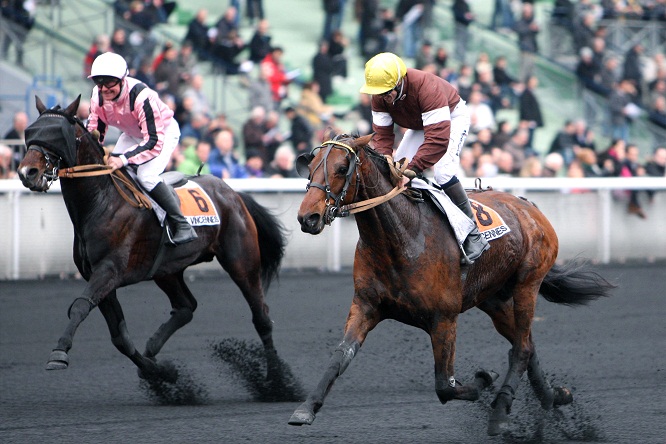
[430, 317, 498, 404]
[288, 301, 378, 426]
[99, 292, 178, 382]
[528, 350, 573, 409]
[145, 273, 196, 359]
[46, 274, 117, 370]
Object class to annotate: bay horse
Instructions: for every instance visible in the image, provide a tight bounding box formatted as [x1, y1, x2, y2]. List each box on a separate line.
[17, 96, 291, 391]
[289, 133, 614, 435]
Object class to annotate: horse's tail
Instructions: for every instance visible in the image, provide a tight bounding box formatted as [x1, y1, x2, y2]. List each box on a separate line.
[539, 260, 616, 306]
[239, 192, 287, 292]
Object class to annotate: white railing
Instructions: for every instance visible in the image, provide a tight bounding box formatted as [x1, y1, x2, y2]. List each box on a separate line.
[1, 176, 665, 280]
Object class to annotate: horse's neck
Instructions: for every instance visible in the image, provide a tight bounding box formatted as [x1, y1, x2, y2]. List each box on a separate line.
[354, 160, 417, 242]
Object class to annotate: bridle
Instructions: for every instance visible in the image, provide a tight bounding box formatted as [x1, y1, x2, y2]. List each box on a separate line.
[24, 110, 151, 209]
[297, 139, 407, 225]
[297, 139, 360, 225]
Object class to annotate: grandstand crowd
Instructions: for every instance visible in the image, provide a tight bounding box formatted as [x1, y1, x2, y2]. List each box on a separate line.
[1, 0, 665, 218]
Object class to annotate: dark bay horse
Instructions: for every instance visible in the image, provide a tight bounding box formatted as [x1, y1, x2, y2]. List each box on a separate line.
[17, 96, 290, 390]
[289, 134, 614, 435]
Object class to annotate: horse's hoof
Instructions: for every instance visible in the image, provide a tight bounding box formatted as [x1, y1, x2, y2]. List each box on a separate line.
[45, 350, 69, 370]
[487, 416, 510, 436]
[288, 407, 315, 426]
[475, 369, 499, 388]
[553, 386, 573, 406]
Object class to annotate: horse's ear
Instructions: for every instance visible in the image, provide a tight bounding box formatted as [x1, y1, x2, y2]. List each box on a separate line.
[322, 127, 336, 142]
[35, 96, 46, 114]
[63, 95, 81, 117]
[355, 133, 373, 148]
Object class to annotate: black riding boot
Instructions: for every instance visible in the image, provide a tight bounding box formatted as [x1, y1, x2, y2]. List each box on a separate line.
[149, 182, 198, 246]
[443, 180, 490, 265]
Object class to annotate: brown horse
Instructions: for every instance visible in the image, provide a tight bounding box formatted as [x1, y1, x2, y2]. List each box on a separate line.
[289, 133, 614, 435]
[16, 96, 293, 394]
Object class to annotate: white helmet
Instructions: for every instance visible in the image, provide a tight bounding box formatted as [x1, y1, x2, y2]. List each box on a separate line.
[89, 52, 128, 80]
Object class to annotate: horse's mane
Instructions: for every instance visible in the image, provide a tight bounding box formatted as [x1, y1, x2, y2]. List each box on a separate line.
[329, 132, 390, 174]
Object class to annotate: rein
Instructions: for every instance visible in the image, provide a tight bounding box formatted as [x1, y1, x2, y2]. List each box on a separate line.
[59, 164, 152, 210]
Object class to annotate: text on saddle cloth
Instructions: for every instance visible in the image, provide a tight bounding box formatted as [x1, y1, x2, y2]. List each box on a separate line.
[469, 199, 511, 241]
[145, 180, 221, 227]
[409, 178, 510, 246]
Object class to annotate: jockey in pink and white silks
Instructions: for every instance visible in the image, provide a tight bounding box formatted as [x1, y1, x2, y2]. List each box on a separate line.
[87, 52, 197, 245]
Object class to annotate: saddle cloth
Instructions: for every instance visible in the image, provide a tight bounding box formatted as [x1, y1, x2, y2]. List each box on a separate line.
[127, 170, 220, 227]
[410, 178, 511, 245]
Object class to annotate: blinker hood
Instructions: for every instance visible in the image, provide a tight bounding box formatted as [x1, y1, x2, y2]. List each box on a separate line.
[24, 113, 77, 167]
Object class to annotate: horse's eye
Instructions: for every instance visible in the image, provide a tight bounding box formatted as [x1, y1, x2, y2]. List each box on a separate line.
[336, 165, 348, 176]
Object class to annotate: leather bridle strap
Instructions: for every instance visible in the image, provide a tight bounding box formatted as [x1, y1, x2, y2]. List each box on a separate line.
[58, 164, 152, 209]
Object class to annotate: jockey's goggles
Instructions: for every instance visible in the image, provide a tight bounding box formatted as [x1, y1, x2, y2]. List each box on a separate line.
[92, 76, 122, 88]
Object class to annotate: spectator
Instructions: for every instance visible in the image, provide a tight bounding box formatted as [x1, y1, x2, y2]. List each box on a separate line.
[645, 146, 666, 202]
[492, 55, 517, 106]
[211, 6, 248, 75]
[576, 46, 608, 96]
[623, 44, 645, 103]
[248, 18, 272, 64]
[452, 0, 474, 65]
[265, 144, 299, 178]
[434, 46, 448, 71]
[284, 106, 314, 154]
[312, 40, 334, 103]
[3, 110, 28, 170]
[542, 152, 565, 177]
[0, 144, 16, 179]
[262, 110, 286, 163]
[154, 44, 181, 97]
[415, 39, 435, 70]
[298, 81, 334, 128]
[328, 29, 349, 79]
[623, 144, 647, 218]
[242, 106, 267, 160]
[182, 73, 212, 118]
[518, 75, 544, 148]
[244, 150, 266, 178]
[176, 42, 197, 85]
[377, 7, 398, 54]
[598, 55, 620, 98]
[576, 147, 605, 177]
[608, 78, 640, 142]
[467, 90, 495, 134]
[573, 118, 597, 151]
[208, 129, 248, 179]
[261, 46, 291, 109]
[572, 11, 596, 54]
[491, 0, 515, 33]
[322, 0, 345, 41]
[110, 27, 137, 73]
[246, 0, 264, 25]
[597, 138, 626, 177]
[354, 0, 378, 57]
[134, 57, 157, 89]
[179, 112, 210, 142]
[502, 127, 531, 173]
[548, 120, 577, 167]
[183, 9, 211, 61]
[397, 0, 425, 59]
[83, 34, 111, 78]
[496, 149, 516, 176]
[648, 96, 666, 129]
[0, 0, 35, 67]
[245, 62, 275, 112]
[519, 156, 544, 178]
[177, 139, 212, 175]
[514, 2, 540, 83]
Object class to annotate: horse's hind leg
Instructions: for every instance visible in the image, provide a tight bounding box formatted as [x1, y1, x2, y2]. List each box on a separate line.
[430, 316, 498, 404]
[289, 300, 380, 426]
[216, 245, 280, 380]
[144, 271, 197, 359]
[528, 351, 573, 408]
[98, 291, 177, 382]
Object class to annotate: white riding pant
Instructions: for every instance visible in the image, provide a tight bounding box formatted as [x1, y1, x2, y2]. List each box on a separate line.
[394, 100, 470, 185]
[112, 120, 180, 191]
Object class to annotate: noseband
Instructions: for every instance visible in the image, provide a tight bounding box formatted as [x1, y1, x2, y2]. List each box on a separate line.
[300, 140, 360, 225]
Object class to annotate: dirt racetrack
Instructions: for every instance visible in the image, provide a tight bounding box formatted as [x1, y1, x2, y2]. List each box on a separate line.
[1, 263, 664, 443]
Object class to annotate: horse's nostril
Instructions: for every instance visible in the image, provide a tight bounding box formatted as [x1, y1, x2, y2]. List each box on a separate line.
[306, 214, 320, 228]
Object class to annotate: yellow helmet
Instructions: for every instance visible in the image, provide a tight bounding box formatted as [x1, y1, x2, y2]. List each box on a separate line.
[359, 52, 407, 95]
